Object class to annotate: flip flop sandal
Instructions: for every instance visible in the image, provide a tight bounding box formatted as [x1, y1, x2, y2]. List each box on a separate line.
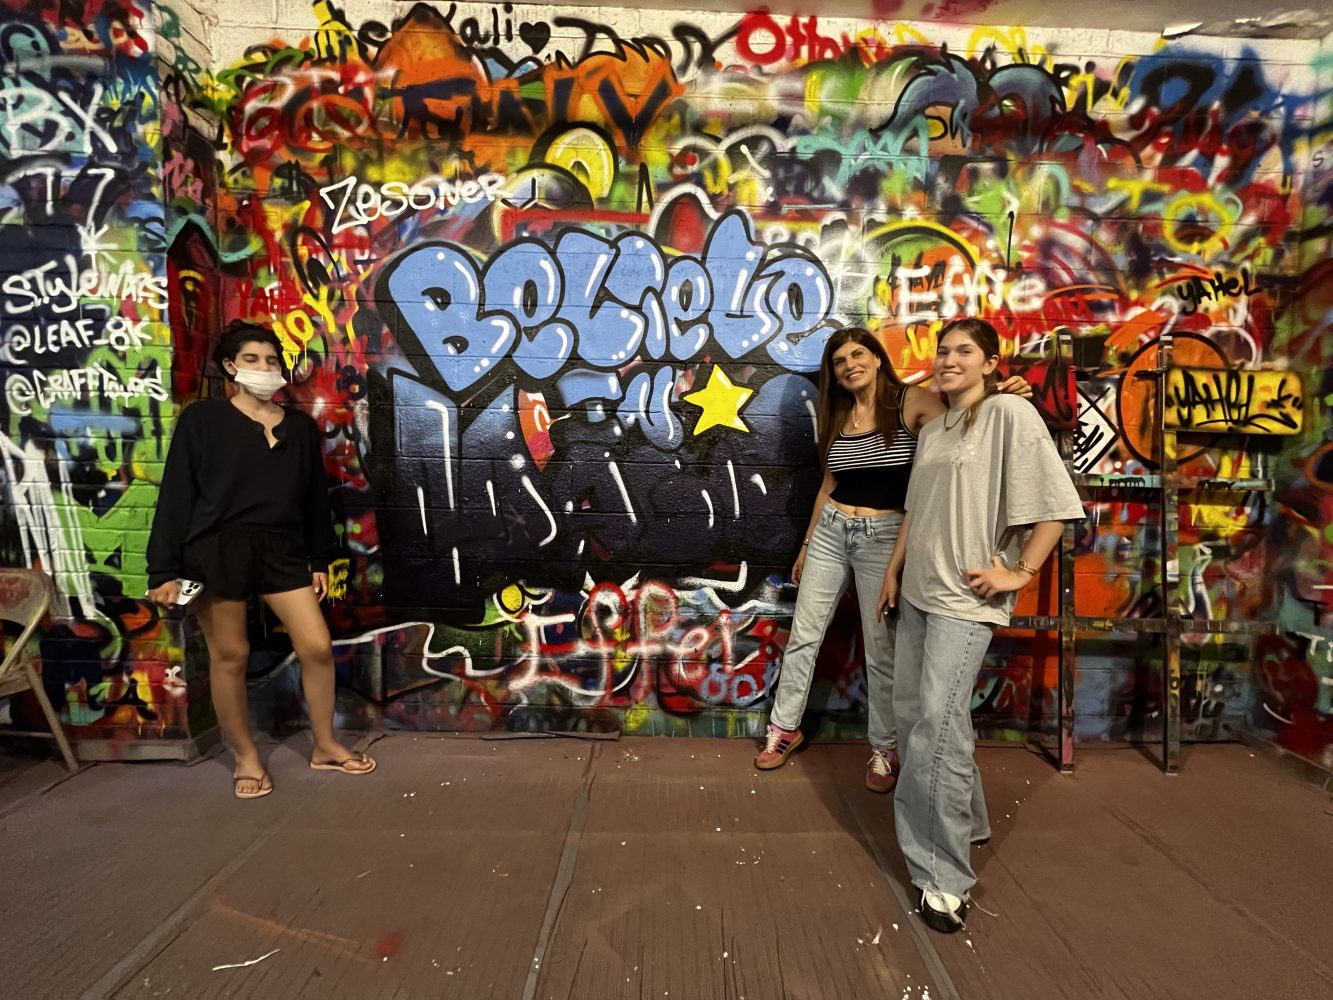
[310, 751, 377, 775]
[233, 773, 273, 799]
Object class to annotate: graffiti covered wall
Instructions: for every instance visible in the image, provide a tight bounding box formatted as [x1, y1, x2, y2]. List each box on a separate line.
[0, 0, 210, 744]
[1254, 28, 1333, 769]
[2, 1, 1330, 764]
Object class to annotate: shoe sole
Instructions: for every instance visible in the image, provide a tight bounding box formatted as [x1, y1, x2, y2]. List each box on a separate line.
[233, 773, 273, 800]
[915, 889, 968, 934]
[310, 760, 377, 775]
[920, 906, 966, 934]
[753, 731, 805, 770]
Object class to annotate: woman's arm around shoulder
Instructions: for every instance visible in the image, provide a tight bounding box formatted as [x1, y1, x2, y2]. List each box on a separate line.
[902, 383, 945, 434]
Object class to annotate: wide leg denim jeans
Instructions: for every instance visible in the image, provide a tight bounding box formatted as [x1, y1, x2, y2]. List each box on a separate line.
[892, 597, 994, 898]
[769, 504, 900, 750]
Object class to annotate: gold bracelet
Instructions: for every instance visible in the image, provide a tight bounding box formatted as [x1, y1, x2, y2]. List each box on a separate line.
[1015, 559, 1038, 576]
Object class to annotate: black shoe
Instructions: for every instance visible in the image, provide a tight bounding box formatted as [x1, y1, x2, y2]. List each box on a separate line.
[916, 888, 968, 934]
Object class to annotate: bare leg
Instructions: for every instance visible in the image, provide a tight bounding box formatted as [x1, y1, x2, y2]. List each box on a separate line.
[194, 595, 270, 795]
[262, 586, 373, 772]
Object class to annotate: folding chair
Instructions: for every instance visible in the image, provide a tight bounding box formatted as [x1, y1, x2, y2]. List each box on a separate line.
[0, 568, 78, 770]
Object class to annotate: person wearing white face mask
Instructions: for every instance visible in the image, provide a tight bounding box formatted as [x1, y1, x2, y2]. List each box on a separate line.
[146, 321, 376, 799]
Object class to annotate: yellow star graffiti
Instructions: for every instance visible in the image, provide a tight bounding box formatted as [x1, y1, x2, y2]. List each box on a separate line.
[683, 366, 754, 436]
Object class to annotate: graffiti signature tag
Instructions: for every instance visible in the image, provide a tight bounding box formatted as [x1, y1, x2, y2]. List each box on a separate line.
[318, 173, 505, 235]
[1165, 367, 1303, 436]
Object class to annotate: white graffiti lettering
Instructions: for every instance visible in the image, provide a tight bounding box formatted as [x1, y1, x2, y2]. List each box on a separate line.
[1294, 631, 1333, 663]
[2, 316, 153, 364]
[4, 364, 169, 414]
[318, 173, 507, 235]
[0, 80, 119, 157]
[891, 257, 1046, 323]
[2, 256, 169, 316]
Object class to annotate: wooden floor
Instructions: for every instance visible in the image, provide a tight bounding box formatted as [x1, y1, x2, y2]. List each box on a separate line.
[1, 735, 1329, 1000]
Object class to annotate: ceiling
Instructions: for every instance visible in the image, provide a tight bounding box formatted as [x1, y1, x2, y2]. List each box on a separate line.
[498, 1, 1333, 40]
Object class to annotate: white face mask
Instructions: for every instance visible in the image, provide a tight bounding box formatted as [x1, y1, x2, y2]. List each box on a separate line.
[229, 367, 286, 400]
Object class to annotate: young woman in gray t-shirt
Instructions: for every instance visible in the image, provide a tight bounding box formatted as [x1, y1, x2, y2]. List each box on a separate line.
[877, 318, 1084, 934]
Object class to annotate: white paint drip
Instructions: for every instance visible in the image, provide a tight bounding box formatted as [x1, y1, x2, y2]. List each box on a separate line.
[424, 400, 456, 510]
[607, 461, 637, 523]
[1, 430, 90, 617]
[521, 475, 558, 546]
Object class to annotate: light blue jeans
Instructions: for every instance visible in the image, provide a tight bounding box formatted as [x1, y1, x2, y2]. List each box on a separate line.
[769, 504, 900, 750]
[893, 598, 994, 898]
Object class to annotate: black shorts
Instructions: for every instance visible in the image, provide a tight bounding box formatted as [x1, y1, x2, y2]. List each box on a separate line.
[182, 525, 312, 601]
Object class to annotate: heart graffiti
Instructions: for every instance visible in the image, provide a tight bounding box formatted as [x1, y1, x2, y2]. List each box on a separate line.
[518, 21, 551, 53]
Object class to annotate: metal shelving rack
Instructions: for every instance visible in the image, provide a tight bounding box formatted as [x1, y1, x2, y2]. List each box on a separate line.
[1011, 331, 1276, 775]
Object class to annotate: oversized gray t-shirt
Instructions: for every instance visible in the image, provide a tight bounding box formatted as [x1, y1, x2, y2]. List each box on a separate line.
[901, 394, 1084, 627]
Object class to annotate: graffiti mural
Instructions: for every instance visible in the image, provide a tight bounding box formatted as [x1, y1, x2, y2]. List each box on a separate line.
[0, 0, 202, 744]
[1253, 37, 1333, 769]
[1, 1, 1329, 764]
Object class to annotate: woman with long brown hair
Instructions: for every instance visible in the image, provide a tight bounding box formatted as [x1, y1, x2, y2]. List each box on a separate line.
[754, 327, 1027, 791]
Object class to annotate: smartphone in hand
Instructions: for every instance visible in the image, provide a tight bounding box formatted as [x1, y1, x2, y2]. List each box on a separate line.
[176, 579, 204, 606]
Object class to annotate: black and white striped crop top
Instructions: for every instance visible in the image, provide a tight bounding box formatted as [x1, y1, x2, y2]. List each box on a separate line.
[826, 392, 917, 510]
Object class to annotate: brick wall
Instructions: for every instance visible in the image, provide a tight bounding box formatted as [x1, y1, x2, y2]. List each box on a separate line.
[0, 0, 194, 743]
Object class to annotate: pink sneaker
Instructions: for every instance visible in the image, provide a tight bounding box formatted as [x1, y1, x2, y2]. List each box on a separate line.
[865, 746, 900, 793]
[754, 724, 804, 770]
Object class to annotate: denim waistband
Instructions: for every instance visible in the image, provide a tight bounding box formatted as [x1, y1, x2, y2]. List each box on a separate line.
[820, 503, 904, 527]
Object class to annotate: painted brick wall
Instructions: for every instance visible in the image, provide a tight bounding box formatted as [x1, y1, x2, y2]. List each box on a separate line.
[1251, 28, 1333, 768]
[0, 1, 198, 744]
[2, 1, 1330, 765]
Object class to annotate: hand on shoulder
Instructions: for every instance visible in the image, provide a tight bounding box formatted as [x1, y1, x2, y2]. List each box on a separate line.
[996, 373, 1034, 400]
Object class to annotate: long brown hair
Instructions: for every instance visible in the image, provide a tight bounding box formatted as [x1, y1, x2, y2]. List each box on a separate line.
[938, 318, 1000, 436]
[817, 327, 904, 465]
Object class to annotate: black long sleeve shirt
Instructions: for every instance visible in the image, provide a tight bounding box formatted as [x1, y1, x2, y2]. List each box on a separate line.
[146, 399, 340, 587]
